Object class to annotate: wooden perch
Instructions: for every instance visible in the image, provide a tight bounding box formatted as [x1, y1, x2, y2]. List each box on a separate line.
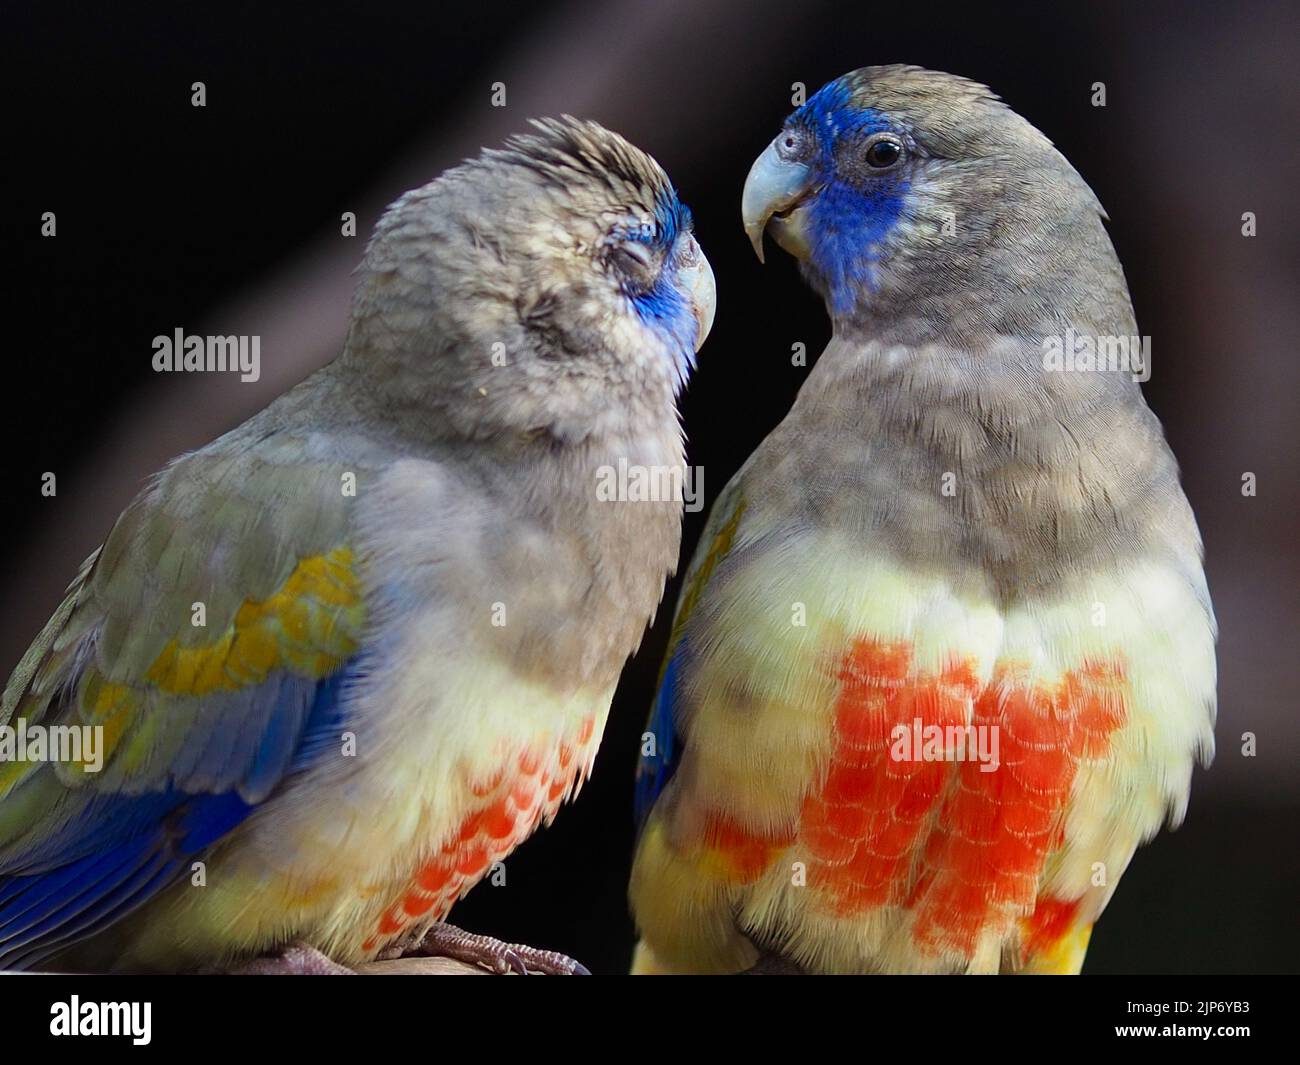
[354, 956, 493, 975]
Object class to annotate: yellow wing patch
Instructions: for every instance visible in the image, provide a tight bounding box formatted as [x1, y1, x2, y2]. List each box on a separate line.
[143, 547, 360, 695]
[668, 494, 746, 648]
[0, 548, 362, 791]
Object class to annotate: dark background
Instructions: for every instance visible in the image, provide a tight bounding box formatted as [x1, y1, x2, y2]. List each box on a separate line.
[3, 0, 1296, 973]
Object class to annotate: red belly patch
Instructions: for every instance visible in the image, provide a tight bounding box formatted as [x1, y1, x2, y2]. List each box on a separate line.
[908, 655, 1126, 955]
[361, 715, 598, 954]
[700, 813, 796, 883]
[801, 640, 981, 917]
[1021, 895, 1083, 959]
[696, 637, 1128, 962]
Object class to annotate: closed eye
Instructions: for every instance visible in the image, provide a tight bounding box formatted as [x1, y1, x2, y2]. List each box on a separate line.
[610, 241, 660, 289]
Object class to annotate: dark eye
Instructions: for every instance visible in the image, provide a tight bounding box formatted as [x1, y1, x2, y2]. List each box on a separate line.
[864, 136, 903, 169]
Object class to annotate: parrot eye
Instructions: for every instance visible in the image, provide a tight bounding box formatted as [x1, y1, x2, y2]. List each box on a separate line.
[609, 239, 660, 292]
[863, 134, 904, 170]
[776, 126, 814, 162]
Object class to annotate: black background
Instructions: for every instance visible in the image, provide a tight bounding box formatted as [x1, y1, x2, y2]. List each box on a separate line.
[3, 0, 1297, 974]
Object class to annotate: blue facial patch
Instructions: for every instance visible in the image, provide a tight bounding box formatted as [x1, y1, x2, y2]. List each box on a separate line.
[790, 78, 910, 315]
[622, 190, 698, 389]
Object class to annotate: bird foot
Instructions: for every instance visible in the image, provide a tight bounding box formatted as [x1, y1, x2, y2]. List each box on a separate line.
[231, 941, 355, 975]
[385, 922, 590, 975]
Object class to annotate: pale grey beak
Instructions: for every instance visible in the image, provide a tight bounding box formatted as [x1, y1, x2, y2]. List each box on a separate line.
[741, 140, 815, 263]
[679, 238, 716, 351]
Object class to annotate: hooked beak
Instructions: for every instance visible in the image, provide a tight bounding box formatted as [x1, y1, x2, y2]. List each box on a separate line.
[679, 239, 716, 351]
[742, 140, 816, 263]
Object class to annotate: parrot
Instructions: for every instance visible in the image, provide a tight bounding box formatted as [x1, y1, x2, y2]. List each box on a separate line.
[629, 65, 1216, 975]
[0, 117, 715, 974]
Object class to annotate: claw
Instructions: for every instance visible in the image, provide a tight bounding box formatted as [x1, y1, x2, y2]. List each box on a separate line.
[404, 923, 590, 976]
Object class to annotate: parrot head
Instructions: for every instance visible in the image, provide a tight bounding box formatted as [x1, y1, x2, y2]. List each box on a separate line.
[742, 65, 1102, 325]
[492, 116, 716, 376]
[346, 116, 713, 442]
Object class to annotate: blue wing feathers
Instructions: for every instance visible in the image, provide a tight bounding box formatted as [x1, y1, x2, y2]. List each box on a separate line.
[0, 834, 166, 960]
[635, 642, 686, 828]
[0, 657, 359, 970]
[5, 847, 177, 971]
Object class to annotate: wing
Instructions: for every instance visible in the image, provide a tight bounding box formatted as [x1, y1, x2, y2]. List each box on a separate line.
[634, 479, 747, 826]
[0, 438, 366, 969]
